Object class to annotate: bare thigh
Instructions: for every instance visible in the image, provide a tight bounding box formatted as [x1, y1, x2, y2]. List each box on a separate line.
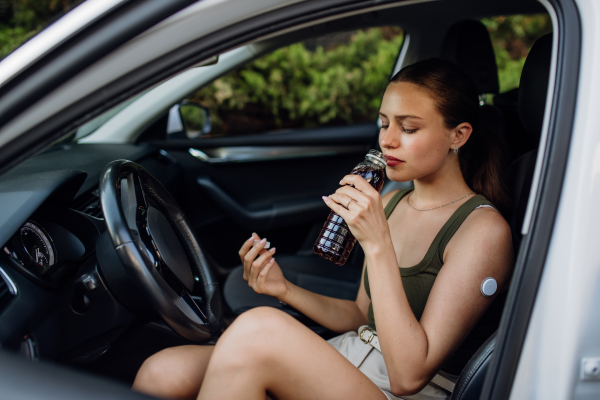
[199, 307, 388, 400]
[133, 344, 214, 400]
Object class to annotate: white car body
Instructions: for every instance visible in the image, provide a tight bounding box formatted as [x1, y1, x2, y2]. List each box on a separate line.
[0, 0, 597, 399]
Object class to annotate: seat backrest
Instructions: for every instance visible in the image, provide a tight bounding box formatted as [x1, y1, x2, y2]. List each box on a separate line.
[451, 332, 497, 400]
[441, 20, 506, 145]
[441, 20, 499, 95]
[450, 33, 553, 400]
[507, 33, 552, 249]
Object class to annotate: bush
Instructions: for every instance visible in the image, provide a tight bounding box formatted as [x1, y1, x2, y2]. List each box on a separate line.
[191, 28, 404, 136]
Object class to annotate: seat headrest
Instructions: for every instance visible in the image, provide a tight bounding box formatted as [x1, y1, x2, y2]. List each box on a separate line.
[518, 33, 552, 142]
[441, 20, 499, 95]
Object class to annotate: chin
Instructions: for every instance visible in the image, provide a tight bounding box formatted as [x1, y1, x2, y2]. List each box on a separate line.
[385, 168, 415, 183]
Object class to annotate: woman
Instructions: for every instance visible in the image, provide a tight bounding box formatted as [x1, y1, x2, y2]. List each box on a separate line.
[132, 59, 513, 400]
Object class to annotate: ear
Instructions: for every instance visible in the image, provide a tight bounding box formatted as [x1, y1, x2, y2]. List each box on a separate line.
[451, 122, 473, 151]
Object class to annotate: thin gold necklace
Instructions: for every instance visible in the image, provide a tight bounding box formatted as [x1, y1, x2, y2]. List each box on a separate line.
[407, 192, 474, 211]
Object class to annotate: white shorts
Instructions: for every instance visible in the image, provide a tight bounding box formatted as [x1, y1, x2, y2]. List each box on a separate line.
[327, 327, 450, 400]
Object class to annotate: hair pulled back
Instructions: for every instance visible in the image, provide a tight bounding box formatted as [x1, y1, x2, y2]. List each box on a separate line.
[389, 58, 508, 210]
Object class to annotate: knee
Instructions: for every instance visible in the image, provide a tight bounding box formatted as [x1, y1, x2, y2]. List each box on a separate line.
[133, 347, 193, 398]
[216, 307, 295, 362]
[230, 307, 294, 338]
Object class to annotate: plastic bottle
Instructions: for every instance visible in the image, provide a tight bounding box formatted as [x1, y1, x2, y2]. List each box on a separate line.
[313, 150, 388, 265]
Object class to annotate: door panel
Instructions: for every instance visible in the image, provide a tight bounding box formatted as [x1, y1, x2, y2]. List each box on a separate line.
[162, 123, 378, 269]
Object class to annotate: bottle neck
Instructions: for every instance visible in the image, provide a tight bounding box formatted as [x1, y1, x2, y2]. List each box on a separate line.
[366, 155, 386, 169]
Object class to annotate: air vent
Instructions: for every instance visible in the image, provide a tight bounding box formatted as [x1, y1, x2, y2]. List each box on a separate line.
[72, 188, 104, 219]
[0, 267, 17, 313]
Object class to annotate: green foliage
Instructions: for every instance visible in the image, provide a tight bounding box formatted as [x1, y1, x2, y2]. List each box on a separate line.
[482, 14, 552, 92]
[192, 28, 404, 136]
[0, 0, 80, 60]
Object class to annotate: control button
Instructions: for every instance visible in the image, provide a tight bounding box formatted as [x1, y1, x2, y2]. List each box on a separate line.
[480, 277, 497, 297]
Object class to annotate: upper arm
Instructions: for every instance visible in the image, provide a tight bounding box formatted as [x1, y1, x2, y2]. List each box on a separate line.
[355, 189, 401, 317]
[418, 208, 514, 369]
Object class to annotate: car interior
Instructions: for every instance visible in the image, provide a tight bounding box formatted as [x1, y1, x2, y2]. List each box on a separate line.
[0, 0, 556, 399]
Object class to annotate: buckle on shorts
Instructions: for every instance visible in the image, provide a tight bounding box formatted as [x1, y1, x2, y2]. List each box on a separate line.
[359, 327, 376, 344]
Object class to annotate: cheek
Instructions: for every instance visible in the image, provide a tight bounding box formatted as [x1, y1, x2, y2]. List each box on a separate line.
[405, 135, 448, 168]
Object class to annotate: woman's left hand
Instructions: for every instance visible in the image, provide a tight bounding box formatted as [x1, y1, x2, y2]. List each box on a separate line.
[323, 175, 391, 250]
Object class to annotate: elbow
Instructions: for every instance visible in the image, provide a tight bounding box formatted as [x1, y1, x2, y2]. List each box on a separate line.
[389, 377, 428, 397]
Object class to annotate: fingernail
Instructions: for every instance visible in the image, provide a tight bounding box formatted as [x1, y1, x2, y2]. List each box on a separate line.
[322, 196, 329, 202]
[247, 237, 254, 242]
[252, 232, 257, 237]
[339, 180, 343, 184]
[260, 238, 267, 244]
[269, 247, 276, 253]
[269, 258, 275, 263]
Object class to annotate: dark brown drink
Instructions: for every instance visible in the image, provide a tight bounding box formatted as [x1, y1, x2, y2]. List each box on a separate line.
[313, 150, 387, 265]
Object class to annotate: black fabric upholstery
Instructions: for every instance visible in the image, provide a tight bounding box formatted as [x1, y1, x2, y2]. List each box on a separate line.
[494, 88, 530, 159]
[441, 20, 506, 146]
[441, 20, 499, 95]
[451, 332, 497, 400]
[506, 33, 552, 249]
[224, 254, 361, 315]
[518, 33, 553, 148]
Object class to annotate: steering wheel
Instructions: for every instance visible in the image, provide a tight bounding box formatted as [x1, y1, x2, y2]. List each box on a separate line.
[99, 160, 222, 342]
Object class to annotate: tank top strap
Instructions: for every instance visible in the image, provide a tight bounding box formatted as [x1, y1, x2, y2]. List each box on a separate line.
[384, 188, 413, 219]
[435, 194, 496, 264]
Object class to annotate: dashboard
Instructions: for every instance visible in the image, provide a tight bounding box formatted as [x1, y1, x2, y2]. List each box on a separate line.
[0, 143, 182, 362]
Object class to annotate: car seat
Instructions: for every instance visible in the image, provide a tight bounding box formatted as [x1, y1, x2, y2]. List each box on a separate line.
[441, 20, 506, 142]
[507, 33, 552, 251]
[224, 20, 512, 319]
[446, 33, 553, 400]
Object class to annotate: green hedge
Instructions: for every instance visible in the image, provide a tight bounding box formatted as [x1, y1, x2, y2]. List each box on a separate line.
[191, 28, 404, 135]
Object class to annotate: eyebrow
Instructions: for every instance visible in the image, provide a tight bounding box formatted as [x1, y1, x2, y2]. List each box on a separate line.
[378, 112, 423, 120]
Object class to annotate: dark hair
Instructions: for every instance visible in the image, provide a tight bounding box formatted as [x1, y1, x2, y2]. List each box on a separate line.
[388, 58, 508, 210]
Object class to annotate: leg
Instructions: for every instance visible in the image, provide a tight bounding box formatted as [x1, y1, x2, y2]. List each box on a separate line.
[198, 307, 387, 400]
[133, 345, 214, 400]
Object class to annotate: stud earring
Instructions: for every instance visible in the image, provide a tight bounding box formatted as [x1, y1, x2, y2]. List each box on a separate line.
[453, 146, 458, 154]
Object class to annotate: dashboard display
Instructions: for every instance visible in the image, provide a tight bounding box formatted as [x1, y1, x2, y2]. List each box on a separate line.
[20, 221, 56, 269]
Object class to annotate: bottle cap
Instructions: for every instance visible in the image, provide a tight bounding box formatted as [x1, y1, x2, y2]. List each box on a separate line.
[366, 150, 388, 166]
[480, 277, 497, 297]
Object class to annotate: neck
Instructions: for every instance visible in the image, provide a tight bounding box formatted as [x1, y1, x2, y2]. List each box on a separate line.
[410, 158, 472, 209]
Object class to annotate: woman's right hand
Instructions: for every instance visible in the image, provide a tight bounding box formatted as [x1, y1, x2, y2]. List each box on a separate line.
[238, 233, 289, 300]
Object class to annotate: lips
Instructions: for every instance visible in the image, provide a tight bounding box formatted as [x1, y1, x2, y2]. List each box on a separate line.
[385, 155, 405, 166]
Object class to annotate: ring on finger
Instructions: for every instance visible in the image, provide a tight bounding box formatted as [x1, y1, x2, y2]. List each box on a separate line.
[346, 198, 353, 209]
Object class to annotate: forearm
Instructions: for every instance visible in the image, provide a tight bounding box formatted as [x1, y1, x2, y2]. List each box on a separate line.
[365, 242, 432, 393]
[278, 281, 368, 333]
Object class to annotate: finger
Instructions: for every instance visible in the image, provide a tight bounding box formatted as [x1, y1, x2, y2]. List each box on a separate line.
[254, 258, 275, 291]
[333, 186, 371, 205]
[243, 237, 267, 278]
[322, 195, 350, 219]
[239, 236, 255, 260]
[328, 192, 355, 210]
[248, 247, 276, 286]
[339, 174, 375, 193]
[240, 236, 255, 280]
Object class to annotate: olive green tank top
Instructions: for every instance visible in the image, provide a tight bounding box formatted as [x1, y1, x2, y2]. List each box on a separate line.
[364, 189, 495, 329]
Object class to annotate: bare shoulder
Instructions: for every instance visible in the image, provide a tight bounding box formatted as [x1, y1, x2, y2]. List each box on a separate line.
[460, 207, 512, 246]
[444, 206, 514, 289]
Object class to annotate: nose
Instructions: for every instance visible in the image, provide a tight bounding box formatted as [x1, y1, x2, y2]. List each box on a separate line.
[379, 122, 400, 149]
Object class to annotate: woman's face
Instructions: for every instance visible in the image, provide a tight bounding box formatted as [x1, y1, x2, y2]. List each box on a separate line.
[378, 81, 455, 183]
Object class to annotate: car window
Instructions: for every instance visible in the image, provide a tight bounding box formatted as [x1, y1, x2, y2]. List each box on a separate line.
[184, 27, 404, 138]
[481, 14, 552, 92]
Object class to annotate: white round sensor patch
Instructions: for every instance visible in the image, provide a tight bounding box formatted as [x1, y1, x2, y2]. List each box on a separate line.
[480, 277, 497, 297]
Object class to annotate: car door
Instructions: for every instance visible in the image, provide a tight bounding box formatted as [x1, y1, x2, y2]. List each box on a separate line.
[141, 27, 405, 271]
